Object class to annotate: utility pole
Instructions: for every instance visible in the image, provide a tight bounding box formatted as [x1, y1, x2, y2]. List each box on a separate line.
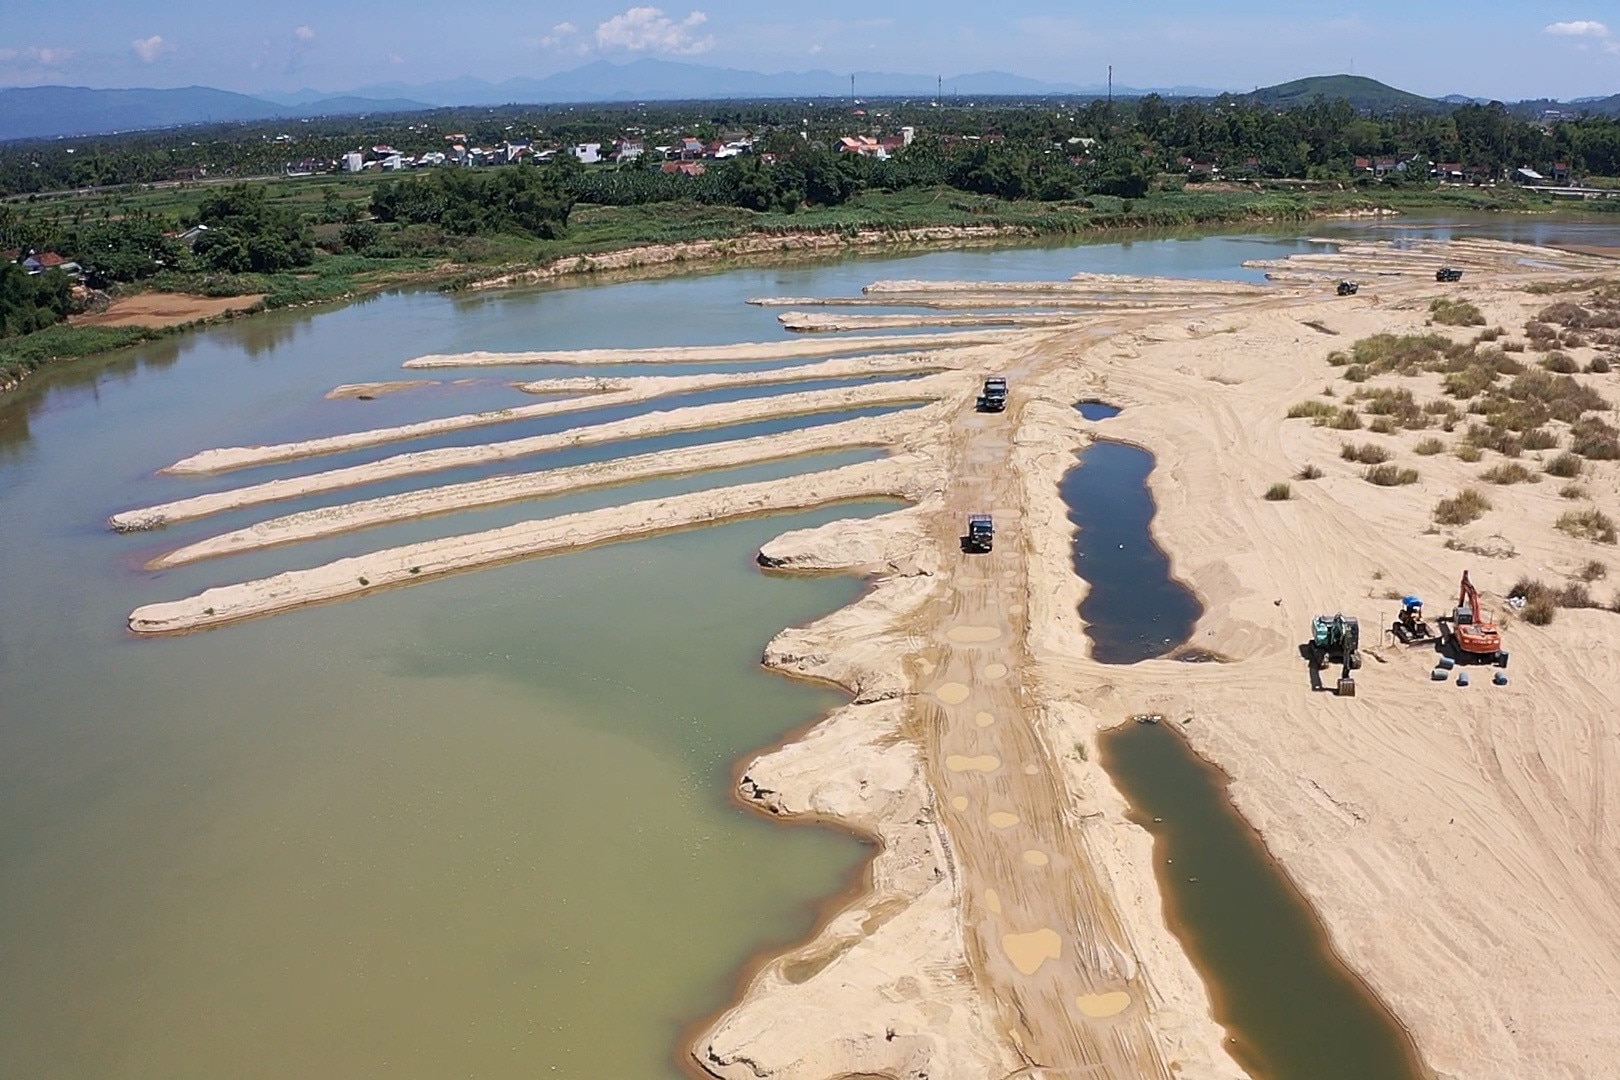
[1107, 65, 1113, 108]
[850, 73, 856, 109]
[937, 74, 942, 107]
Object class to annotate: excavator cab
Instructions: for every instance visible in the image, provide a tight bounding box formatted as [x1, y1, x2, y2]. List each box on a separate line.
[1309, 613, 1362, 696]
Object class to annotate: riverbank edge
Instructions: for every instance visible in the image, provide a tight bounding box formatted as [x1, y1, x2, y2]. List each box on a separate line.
[0, 199, 1396, 398]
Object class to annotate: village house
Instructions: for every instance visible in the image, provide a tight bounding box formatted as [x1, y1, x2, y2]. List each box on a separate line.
[661, 161, 706, 176]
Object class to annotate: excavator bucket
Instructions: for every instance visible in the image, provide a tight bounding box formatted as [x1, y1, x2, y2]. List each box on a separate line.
[1336, 677, 1357, 697]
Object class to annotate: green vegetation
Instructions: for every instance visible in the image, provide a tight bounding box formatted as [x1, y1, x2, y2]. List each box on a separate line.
[1341, 442, 1391, 465]
[1430, 297, 1485, 326]
[1414, 437, 1446, 455]
[1364, 463, 1419, 486]
[1561, 483, 1589, 499]
[1579, 560, 1608, 582]
[1264, 482, 1293, 501]
[1434, 488, 1491, 525]
[1295, 463, 1324, 480]
[1480, 462, 1538, 484]
[1, 262, 73, 338]
[1570, 416, 1620, 459]
[1287, 399, 1338, 420]
[1557, 508, 1618, 544]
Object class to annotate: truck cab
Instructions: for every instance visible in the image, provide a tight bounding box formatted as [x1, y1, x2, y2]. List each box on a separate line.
[1336, 280, 1359, 296]
[978, 377, 1008, 413]
[965, 514, 994, 553]
[1436, 267, 1463, 282]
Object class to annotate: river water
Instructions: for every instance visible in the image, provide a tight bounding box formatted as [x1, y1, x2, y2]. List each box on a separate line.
[3, 215, 1617, 1079]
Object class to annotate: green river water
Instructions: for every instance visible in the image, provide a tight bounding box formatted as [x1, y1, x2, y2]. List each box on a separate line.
[4, 215, 1619, 1079]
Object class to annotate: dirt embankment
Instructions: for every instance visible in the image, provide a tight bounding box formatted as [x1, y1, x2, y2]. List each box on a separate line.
[70, 292, 266, 329]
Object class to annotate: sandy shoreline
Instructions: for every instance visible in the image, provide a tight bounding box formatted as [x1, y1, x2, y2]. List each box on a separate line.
[114, 235, 1620, 1079]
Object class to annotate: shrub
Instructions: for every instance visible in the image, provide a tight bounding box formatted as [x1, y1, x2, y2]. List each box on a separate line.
[1287, 399, 1337, 420]
[1341, 441, 1391, 464]
[1558, 582, 1597, 608]
[1327, 407, 1363, 430]
[1540, 352, 1580, 374]
[1579, 559, 1608, 582]
[1454, 443, 1483, 462]
[1588, 355, 1612, 374]
[1508, 577, 1563, 623]
[1557, 508, 1618, 544]
[1264, 482, 1292, 501]
[1295, 463, 1324, 480]
[1368, 416, 1395, 434]
[1431, 297, 1486, 326]
[1560, 483, 1589, 500]
[1365, 464, 1419, 486]
[1415, 437, 1446, 455]
[1466, 423, 1522, 458]
[1434, 488, 1491, 525]
[1502, 340, 1526, 353]
[1476, 326, 1502, 343]
[1521, 428, 1558, 451]
[1481, 462, 1538, 485]
[1545, 452, 1584, 478]
[1570, 416, 1620, 460]
[1343, 364, 1369, 383]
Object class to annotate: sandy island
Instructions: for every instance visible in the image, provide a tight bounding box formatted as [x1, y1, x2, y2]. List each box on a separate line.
[116, 235, 1620, 1080]
[71, 291, 266, 328]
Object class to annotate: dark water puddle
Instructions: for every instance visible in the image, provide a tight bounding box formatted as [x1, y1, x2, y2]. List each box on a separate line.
[1075, 400, 1123, 421]
[1060, 439, 1200, 664]
[1101, 724, 1428, 1080]
[1064, 435, 1427, 1080]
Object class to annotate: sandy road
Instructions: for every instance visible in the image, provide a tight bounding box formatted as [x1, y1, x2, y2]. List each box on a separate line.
[910, 335, 1172, 1078]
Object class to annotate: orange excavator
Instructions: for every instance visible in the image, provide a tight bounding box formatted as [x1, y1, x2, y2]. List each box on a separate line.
[1447, 571, 1508, 666]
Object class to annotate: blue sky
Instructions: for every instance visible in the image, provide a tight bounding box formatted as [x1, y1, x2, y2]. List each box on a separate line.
[2, 1, 1618, 99]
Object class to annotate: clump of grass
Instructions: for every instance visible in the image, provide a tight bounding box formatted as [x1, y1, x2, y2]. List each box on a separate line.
[1521, 428, 1558, 451]
[1570, 416, 1620, 460]
[1579, 559, 1608, 582]
[1341, 441, 1391, 464]
[1557, 508, 1618, 544]
[1264, 482, 1293, 501]
[1368, 416, 1395, 434]
[1561, 483, 1589, 499]
[1510, 578, 1559, 625]
[1588, 355, 1612, 374]
[1414, 437, 1446, 455]
[1434, 488, 1491, 525]
[1540, 352, 1580, 374]
[1454, 443, 1484, 463]
[1431, 297, 1486, 326]
[1295, 463, 1324, 480]
[1365, 463, 1419, 486]
[1327, 407, 1363, 430]
[1545, 452, 1584, 478]
[1465, 423, 1523, 458]
[1481, 462, 1538, 485]
[1558, 582, 1598, 608]
[1476, 326, 1503, 343]
[1287, 399, 1337, 420]
[1502, 339, 1526, 353]
[1342, 364, 1369, 383]
[1526, 321, 1560, 349]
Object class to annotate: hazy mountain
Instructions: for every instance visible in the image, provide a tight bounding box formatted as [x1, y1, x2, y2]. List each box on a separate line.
[0, 85, 430, 142]
[344, 59, 1226, 105]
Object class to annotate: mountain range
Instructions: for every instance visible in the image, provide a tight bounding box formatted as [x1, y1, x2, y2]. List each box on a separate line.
[3, 63, 1618, 144]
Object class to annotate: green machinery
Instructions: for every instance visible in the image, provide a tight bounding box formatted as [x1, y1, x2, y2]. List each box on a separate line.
[1309, 613, 1362, 697]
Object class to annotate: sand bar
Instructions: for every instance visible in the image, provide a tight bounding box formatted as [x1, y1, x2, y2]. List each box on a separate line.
[128, 456, 927, 634]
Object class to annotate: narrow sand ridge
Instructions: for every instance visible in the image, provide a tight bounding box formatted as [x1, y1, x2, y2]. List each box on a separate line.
[164, 353, 947, 475]
[750, 294, 1237, 310]
[111, 377, 958, 530]
[863, 275, 1277, 297]
[325, 380, 439, 399]
[148, 409, 928, 568]
[402, 329, 1021, 368]
[778, 311, 1085, 333]
[127, 456, 929, 634]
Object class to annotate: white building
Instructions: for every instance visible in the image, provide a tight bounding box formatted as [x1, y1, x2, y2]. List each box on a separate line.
[571, 142, 602, 164]
[341, 151, 364, 173]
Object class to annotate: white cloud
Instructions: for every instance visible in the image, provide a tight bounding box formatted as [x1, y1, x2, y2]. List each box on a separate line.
[132, 35, 171, 63]
[537, 21, 579, 48]
[594, 7, 712, 55]
[1543, 19, 1609, 37]
[294, 25, 316, 42]
[26, 45, 75, 66]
